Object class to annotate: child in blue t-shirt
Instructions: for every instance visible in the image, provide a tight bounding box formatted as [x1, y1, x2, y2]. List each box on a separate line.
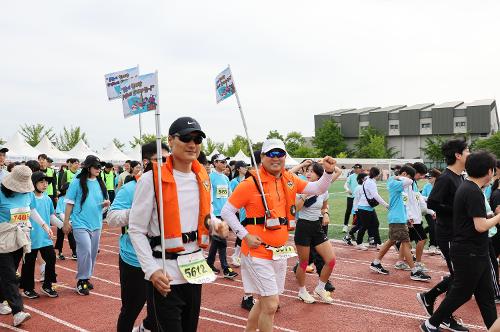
[54, 183, 77, 260]
[20, 171, 63, 299]
[206, 154, 238, 279]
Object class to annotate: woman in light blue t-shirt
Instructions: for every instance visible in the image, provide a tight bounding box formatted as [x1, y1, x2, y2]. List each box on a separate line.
[63, 155, 110, 296]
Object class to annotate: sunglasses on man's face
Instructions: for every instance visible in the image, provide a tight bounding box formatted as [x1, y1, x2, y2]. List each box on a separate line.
[265, 150, 286, 159]
[175, 133, 203, 145]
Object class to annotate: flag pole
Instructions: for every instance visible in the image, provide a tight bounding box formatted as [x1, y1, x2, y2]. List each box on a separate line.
[137, 64, 143, 143]
[228, 65, 271, 217]
[153, 70, 167, 274]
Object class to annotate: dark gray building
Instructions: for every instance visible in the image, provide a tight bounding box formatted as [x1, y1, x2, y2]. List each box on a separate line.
[314, 99, 499, 159]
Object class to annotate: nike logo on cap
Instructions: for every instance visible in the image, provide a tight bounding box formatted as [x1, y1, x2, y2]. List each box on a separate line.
[187, 121, 195, 125]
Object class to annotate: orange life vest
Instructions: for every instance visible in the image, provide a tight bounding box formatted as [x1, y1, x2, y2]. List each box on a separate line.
[152, 156, 211, 253]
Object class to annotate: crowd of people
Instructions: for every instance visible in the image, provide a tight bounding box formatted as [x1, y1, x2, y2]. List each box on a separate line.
[0, 122, 500, 331]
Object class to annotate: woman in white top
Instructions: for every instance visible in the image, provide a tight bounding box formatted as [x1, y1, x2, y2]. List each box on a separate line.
[294, 162, 341, 304]
[355, 167, 389, 250]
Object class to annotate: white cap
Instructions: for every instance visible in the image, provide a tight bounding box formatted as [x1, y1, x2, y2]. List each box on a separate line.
[212, 153, 230, 162]
[261, 139, 287, 154]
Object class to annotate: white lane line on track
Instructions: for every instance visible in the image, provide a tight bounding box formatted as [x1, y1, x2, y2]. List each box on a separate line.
[199, 317, 246, 329]
[0, 323, 27, 331]
[24, 305, 89, 332]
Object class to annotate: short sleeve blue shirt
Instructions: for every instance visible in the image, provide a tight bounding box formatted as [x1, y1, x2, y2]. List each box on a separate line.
[65, 178, 104, 231]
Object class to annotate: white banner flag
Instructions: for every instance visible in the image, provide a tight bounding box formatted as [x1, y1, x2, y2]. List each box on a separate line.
[120, 72, 158, 119]
[104, 66, 139, 100]
[215, 67, 236, 104]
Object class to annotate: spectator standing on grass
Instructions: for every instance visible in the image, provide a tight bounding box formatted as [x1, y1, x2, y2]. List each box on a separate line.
[420, 151, 499, 332]
[416, 139, 469, 332]
[343, 164, 362, 233]
[355, 167, 388, 250]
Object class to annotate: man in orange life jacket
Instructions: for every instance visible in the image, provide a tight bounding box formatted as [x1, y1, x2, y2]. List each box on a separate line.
[221, 139, 337, 332]
[128, 117, 229, 332]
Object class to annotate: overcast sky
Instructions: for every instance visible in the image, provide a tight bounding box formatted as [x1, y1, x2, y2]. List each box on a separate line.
[2, 1, 500, 152]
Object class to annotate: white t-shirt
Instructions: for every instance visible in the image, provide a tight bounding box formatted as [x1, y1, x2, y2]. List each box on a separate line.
[128, 170, 201, 284]
[298, 191, 329, 221]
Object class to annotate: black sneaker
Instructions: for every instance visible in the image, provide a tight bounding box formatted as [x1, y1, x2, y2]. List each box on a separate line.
[410, 270, 431, 282]
[71, 253, 77, 260]
[58, 253, 66, 260]
[86, 280, 94, 290]
[325, 280, 335, 292]
[208, 264, 220, 274]
[76, 280, 89, 296]
[41, 285, 58, 298]
[342, 235, 353, 246]
[416, 292, 434, 316]
[370, 262, 389, 275]
[440, 316, 468, 332]
[22, 290, 39, 299]
[420, 321, 440, 332]
[292, 262, 298, 274]
[241, 296, 255, 311]
[223, 268, 238, 279]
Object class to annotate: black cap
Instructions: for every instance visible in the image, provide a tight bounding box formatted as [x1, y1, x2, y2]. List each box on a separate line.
[235, 160, 250, 169]
[47, 157, 54, 163]
[353, 164, 362, 169]
[168, 117, 206, 138]
[104, 162, 114, 169]
[391, 165, 402, 171]
[82, 155, 105, 169]
[32, 171, 51, 185]
[0, 146, 8, 153]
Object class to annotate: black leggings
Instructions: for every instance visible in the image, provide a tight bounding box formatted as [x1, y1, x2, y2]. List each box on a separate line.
[0, 249, 24, 315]
[20, 245, 57, 291]
[356, 209, 381, 245]
[54, 228, 76, 254]
[344, 197, 354, 226]
[424, 214, 437, 247]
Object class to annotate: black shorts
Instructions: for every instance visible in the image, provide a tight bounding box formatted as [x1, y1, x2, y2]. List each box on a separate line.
[294, 218, 328, 247]
[409, 223, 427, 242]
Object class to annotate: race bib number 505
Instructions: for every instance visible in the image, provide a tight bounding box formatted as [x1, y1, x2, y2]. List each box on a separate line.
[216, 185, 229, 199]
[177, 250, 216, 284]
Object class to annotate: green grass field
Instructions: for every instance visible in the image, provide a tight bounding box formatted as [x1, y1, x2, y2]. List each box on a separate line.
[324, 179, 426, 242]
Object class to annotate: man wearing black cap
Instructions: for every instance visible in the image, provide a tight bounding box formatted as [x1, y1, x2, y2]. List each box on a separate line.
[343, 164, 362, 233]
[129, 117, 229, 332]
[0, 146, 9, 182]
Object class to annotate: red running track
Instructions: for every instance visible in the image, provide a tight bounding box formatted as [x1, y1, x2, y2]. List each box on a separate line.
[0, 225, 494, 331]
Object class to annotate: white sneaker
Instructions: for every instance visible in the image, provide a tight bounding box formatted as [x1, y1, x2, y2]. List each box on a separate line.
[356, 244, 368, 251]
[428, 245, 437, 255]
[0, 301, 12, 315]
[13, 311, 31, 327]
[314, 287, 334, 304]
[415, 262, 429, 272]
[394, 261, 411, 271]
[342, 225, 349, 233]
[231, 255, 241, 267]
[298, 289, 316, 304]
[132, 323, 151, 332]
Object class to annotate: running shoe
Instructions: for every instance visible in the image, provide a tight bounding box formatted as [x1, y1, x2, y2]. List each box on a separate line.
[58, 253, 66, 260]
[440, 316, 468, 331]
[71, 253, 78, 260]
[41, 285, 58, 298]
[314, 287, 334, 304]
[0, 301, 11, 315]
[231, 254, 241, 267]
[427, 245, 437, 255]
[223, 268, 238, 279]
[394, 261, 411, 271]
[86, 280, 94, 290]
[370, 262, 389, 275]
[76, 280, 89, 296]
[342, 235, 353, 246]
[410, 270, 431, 282]
[208, 264, 220, 274]
[416, 262, 429, 272]
[298, 289, 316, 304]
[22, 290, 39, 299]
[342, 225, 349, 233]
[416, 292, 434, 316]
[241, 296, 255, 311]
[420, 321, 440, 332]
[13, 311, 31, 327]
[325, 280, 335, 292]
[356, 244, 368, 251]
[368, 243, 378, 250]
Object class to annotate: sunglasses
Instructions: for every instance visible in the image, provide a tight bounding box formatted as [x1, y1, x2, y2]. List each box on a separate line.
[217, 160, 227, 164]
[175, 133, 203, 145]
[265, 150, 286, 159]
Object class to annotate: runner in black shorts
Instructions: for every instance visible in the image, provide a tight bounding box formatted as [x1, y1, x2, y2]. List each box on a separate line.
[294, 162, 341, 304]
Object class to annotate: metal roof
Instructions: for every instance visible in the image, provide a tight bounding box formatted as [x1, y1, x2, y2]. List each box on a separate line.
[400, 103, 435, 111]
[342, 107, 380, 114]
[317, 108, 355, 116]
[370, 105, 406, 113]
[432, 101, 464, 109]
[468, 99, 496, 107]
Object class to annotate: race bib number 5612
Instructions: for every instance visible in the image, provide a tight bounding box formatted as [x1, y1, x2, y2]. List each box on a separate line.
[177, 251, 216, 284]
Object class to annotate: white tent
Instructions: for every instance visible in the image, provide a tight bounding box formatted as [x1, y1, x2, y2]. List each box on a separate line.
[35, 136, 69, 162]
[231, 149, 251, 164]
[125, 145, 142, 161]
[285, 154, 299, 167]
[5, 132, 41, 161]
[207, 149, 220, 160]
[67, 140, 102, 160]
[101, 142, 129, 163]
